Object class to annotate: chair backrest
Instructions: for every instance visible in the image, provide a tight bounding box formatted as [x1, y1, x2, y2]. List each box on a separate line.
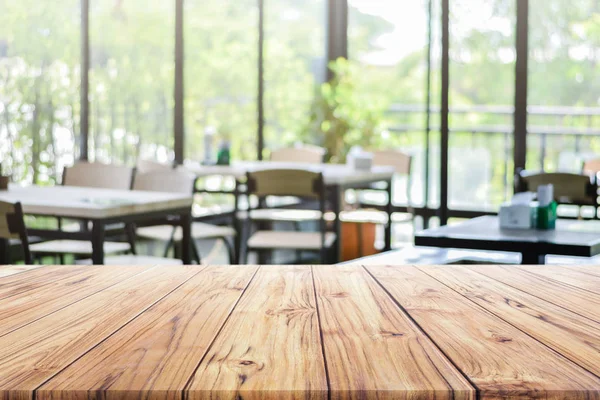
[63, 162, 134, 190]
[132, 169, 196, 194]
[582, 158, 600, 177]
[246, 169, 324, 200]
[136, 159, 174, 174]
[0, 201, 32, 264]
[270, 145, 326, 164]
[372, 150, 412, 175]
[516, 170, 598, 206]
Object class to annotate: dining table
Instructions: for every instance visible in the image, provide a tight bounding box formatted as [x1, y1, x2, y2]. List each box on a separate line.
[184, 161, 396, 262]
[415, 215, 600, 264]
[0, 184, 193, 264]
[1, 263, 599, 399]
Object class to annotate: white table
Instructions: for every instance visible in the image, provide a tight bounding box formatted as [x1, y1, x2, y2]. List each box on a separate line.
[0, 185, 193, 264]
[185, 161, 396, 261]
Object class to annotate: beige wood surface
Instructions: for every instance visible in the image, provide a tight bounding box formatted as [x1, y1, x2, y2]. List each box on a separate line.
[313, 265, 474, 400]
[0, 265, 45, 278]
[186, 266, 328, 400]
[0, 266, 200, 400]
[1, 265, 600, 400]
[366, 265, 600, 399]
[421, 265, 600, 377]
[0, 185, 192, 219]
[38, 266, 256, 400]
[468, 264, 600, 323]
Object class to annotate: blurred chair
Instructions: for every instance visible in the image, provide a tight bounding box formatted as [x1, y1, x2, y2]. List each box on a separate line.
[243, 169, 335, 264]
[30, 162, 135, 262]
[341, 150, 414, 257]
[133, 169, 237, 264]
[270, 145, 326, 164]
[136, 159, 174, 174]
[0, 201, 32, 264]
[515, 169, 599, 218]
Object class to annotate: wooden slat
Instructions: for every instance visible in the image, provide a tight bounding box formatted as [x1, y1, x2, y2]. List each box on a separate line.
[186, 266, 327, 400]
[0, 265, 46, 279]
[0, 265, 97, 301]
[367, 265, 600, 399]
[468, 265, 600, 323]
[421, 265, 600, 377]
[0, 265, 153, 337]
[0, 266, 201, 400]
[38, 266, 257, 400]
[312, 265, 474, 400]
[514, 264, 600, 291]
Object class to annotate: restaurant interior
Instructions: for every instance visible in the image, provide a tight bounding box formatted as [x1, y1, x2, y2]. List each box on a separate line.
[0, 1, 599, 399]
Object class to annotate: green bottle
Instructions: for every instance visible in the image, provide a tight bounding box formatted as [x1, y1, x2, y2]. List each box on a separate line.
[216, 141, 231, 166]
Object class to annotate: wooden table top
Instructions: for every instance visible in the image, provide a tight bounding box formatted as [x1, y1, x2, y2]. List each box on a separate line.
[184, 160, 395, 186]
[1, 264, 599, 400]
[0, 185, 193, 219]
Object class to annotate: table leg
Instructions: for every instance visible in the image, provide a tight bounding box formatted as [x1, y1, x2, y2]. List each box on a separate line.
[91, 222, 106, 265]
[232, 180, 241, 264]
[331, 185, 341, 263]
[521, 252, 545, 265]
[180, 211, 192, 264]
[385, 178, 393, 251]
[0, 238, 9, 264]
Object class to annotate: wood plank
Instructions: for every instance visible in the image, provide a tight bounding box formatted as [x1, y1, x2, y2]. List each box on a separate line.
[421, 265, 600, 378]
[312, 265, 474, 400]
[513, 264, 600, 292]
[468, 265, 600, 323]
[0, 265, 97, 301]
[185, 266, 327, 400]
[367, 265, 600, 399]
[0, 265, 202, 400]
[0, 265, 153, 337]
[38, 266, 257, 400]
[0, 265, 46, 279]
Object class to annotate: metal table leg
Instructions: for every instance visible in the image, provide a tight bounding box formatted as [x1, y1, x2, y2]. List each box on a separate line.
[385, 178, 393, 251]
[91, 222, 106, 265]
[180, 211, 192, 264]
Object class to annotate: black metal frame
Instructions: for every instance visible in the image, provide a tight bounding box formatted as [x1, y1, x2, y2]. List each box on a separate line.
[73, 0, 536, 230]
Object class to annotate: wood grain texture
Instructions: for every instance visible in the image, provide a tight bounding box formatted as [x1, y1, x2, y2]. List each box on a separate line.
[186, 266, 327, 400]
[0, 266, 201, 400]
[367, 265, 600, 399]
[38, 266, 257, 400]
[312, 265, 474, 400]
[513, 264, 600, 291]
[0, 265, 94, 301]
[0, 265, 45, 278]
[421, 265, 600, 377]
[468, 265, 600, 323]
[0, 265, 152, 337]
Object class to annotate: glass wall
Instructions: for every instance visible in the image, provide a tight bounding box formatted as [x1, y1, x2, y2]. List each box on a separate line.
[0, 0, 80, 184]
[348, 0, 431, 208]
[449, 0, 516, 211]
[264, 0, 326, 158]
[89, 0, 174, 164]
[184, 0, 258, 162]
[527, 0, 600, 173]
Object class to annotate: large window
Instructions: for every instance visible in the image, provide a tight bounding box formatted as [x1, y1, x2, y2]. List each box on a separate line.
[349, 0, 432, 209]
[89, 0, 174, 164]
[527, 0, 600, 173]
[264, 0, 326, 157]
[449, 0, 516, 211]
[0, 0, 80, 184]
[184, 0, 258, 162]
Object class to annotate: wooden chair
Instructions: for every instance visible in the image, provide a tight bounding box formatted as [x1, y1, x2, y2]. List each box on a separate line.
[270, 145, 326, 164]
[136, 159, 174, 174]
[243, 169, 336, 264]
[341, 150, 414, 256]
[0, 201, 32, 264]
[30, 162, 136, 262]
[133, 170, 237, 264]
[515, 170, 599, 218]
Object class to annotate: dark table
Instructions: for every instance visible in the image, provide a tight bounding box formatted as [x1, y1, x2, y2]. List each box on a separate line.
[415, 215, 600, 264]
